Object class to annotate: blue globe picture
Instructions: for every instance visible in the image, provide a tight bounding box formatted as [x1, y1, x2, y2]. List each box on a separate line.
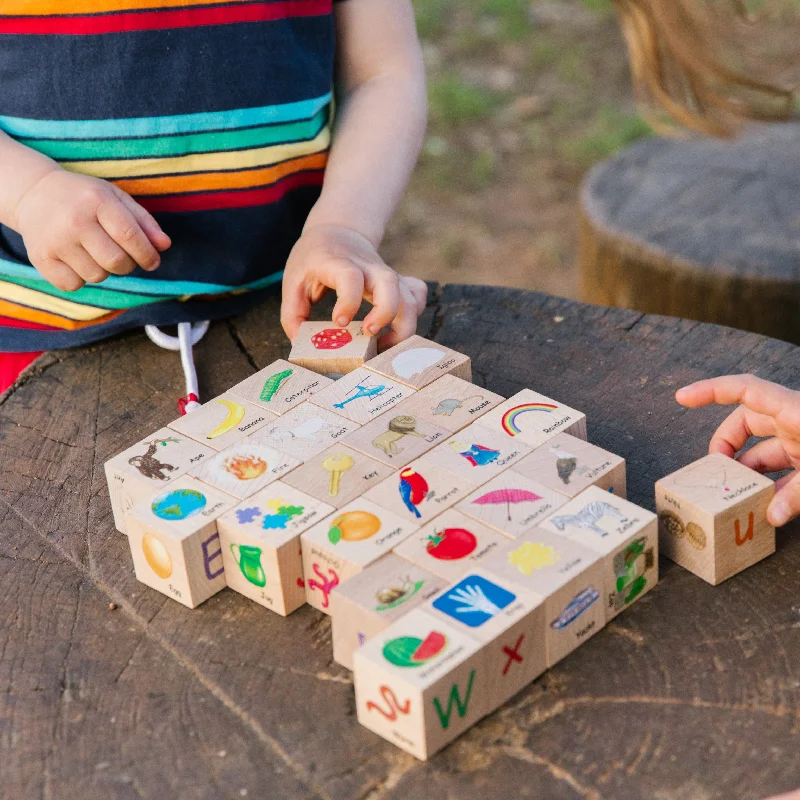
[152, 488, 207, 521]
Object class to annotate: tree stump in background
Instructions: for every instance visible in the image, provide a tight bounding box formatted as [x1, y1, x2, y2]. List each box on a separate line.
[579, 124, 800, 344]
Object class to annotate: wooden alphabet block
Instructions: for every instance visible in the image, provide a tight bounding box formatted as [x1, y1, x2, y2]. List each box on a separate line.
[655, 453, 775, 585]
[513, 433, 626, 499]
[309, 367, 415, 425]
[167, 393, 275, 452]
[190, 439, 301, 499]
[300, 498, 418, 613]
[422, 568, 547, 710]
[217, 482, 333, 615]
[281, 443, 394, 509]
[288, 321, 377, 376]
[363, 456, 475, 526]
[421, 423, 532, 487]
[393, 509, 509, 582]
[229, 359, 334, 415]
[353, 608, 490, 760]
[480, 529, 606, 667]
[478, 389, 587, 448]
[252, 403, 360, 463]
[455, 470, 568, 539]
[363, 335, 471, 389]
[340, 411, 448, 468]
[104, 427, 215, 534]
[330, 554, 447, 670]
[125, 475, 237, 608]
[390, 375, 505, 433]
[538, 486, 658, 621]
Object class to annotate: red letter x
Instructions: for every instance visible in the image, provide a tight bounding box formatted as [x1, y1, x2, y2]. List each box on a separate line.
[502, 634, 525, 675]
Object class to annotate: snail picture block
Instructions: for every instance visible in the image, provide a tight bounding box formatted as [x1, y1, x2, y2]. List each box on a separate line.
[288, 321, 378, 376]
[329, 554, 447, 670]
[229, 359, 334, 415]
[655, 453, 775, 585]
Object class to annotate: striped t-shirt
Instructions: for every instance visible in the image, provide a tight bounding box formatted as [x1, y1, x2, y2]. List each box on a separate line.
[0, 0, 335, 351]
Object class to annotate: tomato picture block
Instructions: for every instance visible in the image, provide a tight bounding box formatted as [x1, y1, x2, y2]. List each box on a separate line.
[288, 321, 378, 376]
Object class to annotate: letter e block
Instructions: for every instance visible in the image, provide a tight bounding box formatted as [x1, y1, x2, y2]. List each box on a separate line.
[363, 335, 471, 389]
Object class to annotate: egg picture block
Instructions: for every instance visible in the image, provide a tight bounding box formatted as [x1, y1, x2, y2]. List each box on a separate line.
[124, 475, 238, 608]
[300, 498, 419, 614]
[288, 321, 378, 376]
[229, 359, 334, 415]
[363, 335, 472, 389]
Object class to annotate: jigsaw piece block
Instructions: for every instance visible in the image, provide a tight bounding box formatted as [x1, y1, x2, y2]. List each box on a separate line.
[289, 321, 377, 376]
[363, 335, 471, 389]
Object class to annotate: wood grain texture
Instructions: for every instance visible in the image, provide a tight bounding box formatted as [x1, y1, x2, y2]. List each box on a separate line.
[4, 284, 800, 798]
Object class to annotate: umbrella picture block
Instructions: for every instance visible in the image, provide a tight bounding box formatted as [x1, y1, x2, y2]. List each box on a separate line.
[471, 488, 541, 521]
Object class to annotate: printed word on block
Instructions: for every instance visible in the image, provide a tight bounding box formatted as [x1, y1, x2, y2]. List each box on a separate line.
[281, 443, 393, 509]
[229, 359, 334, 415]
[104, 428, 214, 534]
[353, 608, 490, 760]
[481, 529, 605, 667]
[191, 439, 301, 500]
[364, 335, 471, 389]
[422, 423, 532, 486]
[288, 321, 377, 376]
[341, 410, 448, 468]
[168, 393, 274, 451]
[253, 404, 360, 463]
[655, 453, 775, 585]
[217, 482, 332, 615]
[423, 568, 546, 710]
[125, 475, 236, 608]
[363, 456, 474, 526]
[330, 554, 446, 670]
[309, 367, 415, 425]
[456, 470, 568, 539]
[514, 433, 626, 499]
[478, 389, 587, 448]
[539, 486, 658, 621]
[300, 498, 417, 614]
[393, 509, 509, 583]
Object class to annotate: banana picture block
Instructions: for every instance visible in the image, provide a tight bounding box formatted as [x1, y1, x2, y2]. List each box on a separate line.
[125, 475, 238, 608]
[330, 553, 447, 670]
[104, 427, 215, 534]
[655, 453, 775, 585]
[363, 335, 472, 389]
[289, 321, 378, 376]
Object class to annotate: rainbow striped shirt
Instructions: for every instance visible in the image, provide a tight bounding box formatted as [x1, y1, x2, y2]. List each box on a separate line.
[0, 0, 335, 351]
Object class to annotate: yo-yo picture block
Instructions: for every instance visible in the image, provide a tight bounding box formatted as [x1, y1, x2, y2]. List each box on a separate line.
[229, 359, 334, 415]
[363, 335, 471, 389]
[288, 321, 377, 376]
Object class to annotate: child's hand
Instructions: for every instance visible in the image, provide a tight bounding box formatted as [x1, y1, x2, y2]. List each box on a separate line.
[676, 374, 800, 526]
[280, 223, 427, 349]
[13, 167, 171, 292]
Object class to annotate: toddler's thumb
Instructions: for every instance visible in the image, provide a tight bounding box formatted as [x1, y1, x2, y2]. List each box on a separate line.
[768, 472, 800, 527]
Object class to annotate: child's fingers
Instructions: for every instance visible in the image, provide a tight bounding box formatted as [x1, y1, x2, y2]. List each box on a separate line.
[96, 197, 162, 270]
[60, 244, 111, 284]
[400, 275, 428, 315]
[737, 437, 792, 474]
[767, 469, 800, 526]
[331, 264, 366, 327]
[81, 228, 138, 277]
[36, 257, 85, 292]
[280, 277, 313, 343]
[114, 187, 172, 252]
[378, 282, 419, 350]
[709, 405, 778, 457]
[362, 267, 400, 335]
[676, 374, 796, 419]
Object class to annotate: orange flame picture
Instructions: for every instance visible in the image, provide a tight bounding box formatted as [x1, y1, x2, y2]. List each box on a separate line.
[223, 454, 268, 481]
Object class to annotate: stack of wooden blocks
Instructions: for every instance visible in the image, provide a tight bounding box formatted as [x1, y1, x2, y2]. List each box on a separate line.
[104, 321, 774, 760]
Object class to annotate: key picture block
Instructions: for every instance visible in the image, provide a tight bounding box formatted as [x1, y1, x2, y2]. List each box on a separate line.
[330, 554, 447, 670]
[289, 321, 378, 376]
[539, 486, 658, 621]
[229, 359, 334, 415]
[513, 433, 627, 499]
[364, 335, 471, 389]
[393, 509, 509, 583]
[300, 498, 418, 613]
[353, 608, 490, 760]
[217, 482, 333, 615]
[124, 475, 237, 608]
[478, 389, 587, 448]
[309, 367, 415, 425]
[168, 393, 275, 451]
[104, 428, 215, 534]
[655, 453, 775, 585]
[481, 529, 606, 667]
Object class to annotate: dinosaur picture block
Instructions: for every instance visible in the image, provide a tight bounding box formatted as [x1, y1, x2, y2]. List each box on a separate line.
[288, 321, 378, 376]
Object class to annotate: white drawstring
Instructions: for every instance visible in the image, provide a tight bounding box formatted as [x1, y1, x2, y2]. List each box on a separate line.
[144, 321, 210, 414]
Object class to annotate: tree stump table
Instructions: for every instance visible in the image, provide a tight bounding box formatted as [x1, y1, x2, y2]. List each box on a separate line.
[2, 285, 800, 800]
[580, 124, 800, 344]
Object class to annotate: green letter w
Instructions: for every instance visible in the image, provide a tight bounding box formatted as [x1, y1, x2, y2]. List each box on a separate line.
[432, 670, 476, 730]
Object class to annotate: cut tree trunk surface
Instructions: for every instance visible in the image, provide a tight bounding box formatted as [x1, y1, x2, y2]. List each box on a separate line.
[580, 124, 800, 344]
[2, 284, 800, 800]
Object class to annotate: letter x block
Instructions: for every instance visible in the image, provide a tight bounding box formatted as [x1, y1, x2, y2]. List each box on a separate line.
[125, 475, 237, 608]
[288, 321, 378, 376]
[655, 453, 775, 585]
[363, 335, 472, 389]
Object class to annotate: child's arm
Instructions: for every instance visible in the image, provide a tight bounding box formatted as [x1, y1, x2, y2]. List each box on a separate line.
[676, 375, 800, 526]
[0, 130, 170, 291]
[280, 0, 428, 349]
